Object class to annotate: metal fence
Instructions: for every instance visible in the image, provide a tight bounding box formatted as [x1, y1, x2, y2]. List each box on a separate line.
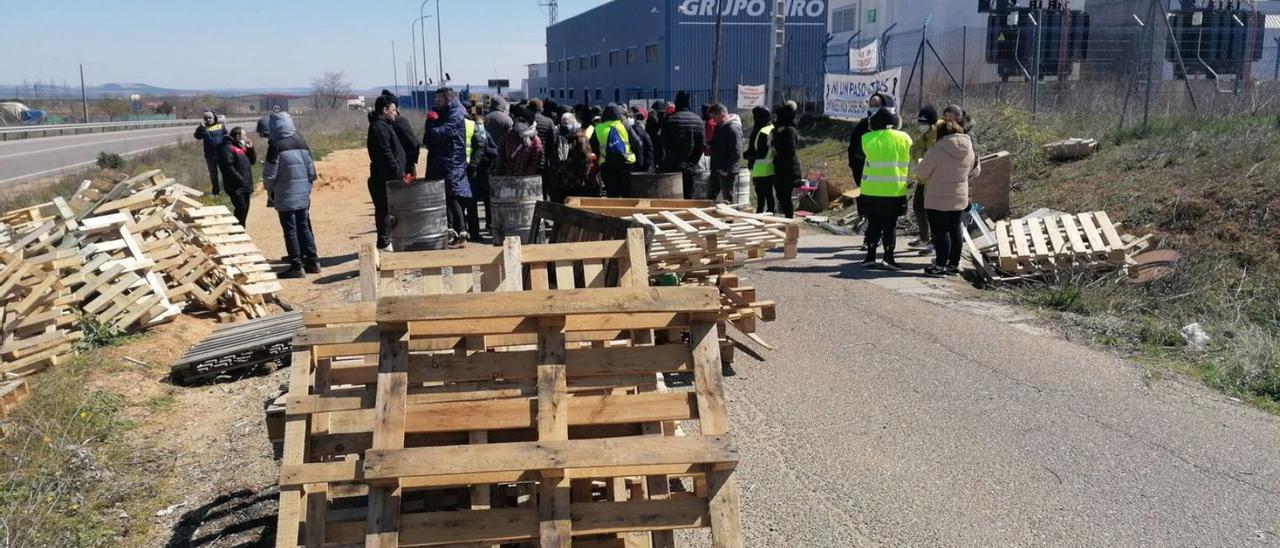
[823, 18, 1280, 130]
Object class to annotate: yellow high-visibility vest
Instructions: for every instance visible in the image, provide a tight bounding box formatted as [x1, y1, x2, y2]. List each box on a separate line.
[592, 120, 636, 165]
[464, 119, 476, 163]
[750, 123, 776, 178]
[860, 129, 913, 198]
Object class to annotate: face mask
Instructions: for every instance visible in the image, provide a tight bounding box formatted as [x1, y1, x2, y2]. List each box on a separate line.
[918, 124, 932, 132]
[867, 107, 881, 117]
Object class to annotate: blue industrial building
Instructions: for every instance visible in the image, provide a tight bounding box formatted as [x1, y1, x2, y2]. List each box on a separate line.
[545, 0, 828, 109]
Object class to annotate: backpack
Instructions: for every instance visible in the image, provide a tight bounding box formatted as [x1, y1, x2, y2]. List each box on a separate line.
[604, 126, 627, 158]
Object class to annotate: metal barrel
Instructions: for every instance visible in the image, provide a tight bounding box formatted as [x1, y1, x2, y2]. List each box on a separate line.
[489, 175, 543, 244]
[630, 172, 684, 199]
[386, 178, 448, 251]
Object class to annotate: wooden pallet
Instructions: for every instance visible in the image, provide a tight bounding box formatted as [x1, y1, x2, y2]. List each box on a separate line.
[360, 228, 650, 301]
[276, 286, 743, 547]
[565, 197, 716, 217]
[994, 211, 1128, 274]
[178, 205, 280, 318]
[0, 380, 30, 417]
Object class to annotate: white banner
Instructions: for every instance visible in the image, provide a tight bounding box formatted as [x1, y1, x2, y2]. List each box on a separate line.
[628, 99, 652, 112]
[823, 68, 902, 120]
[850, 39, 880, 73]
[736, 84, 768, 109]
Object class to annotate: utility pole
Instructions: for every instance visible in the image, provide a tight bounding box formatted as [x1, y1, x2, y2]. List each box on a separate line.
[710, 0, 725, 103]
[79, 64, 89, 123]
[435, 0, 445, 83]
[393, 40, 400, 96]
[766, 0, 787, 107]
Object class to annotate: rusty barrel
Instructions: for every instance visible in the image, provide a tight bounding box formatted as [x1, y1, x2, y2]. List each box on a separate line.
[629, 172, 684, 199]
[489, 174, 543, 244]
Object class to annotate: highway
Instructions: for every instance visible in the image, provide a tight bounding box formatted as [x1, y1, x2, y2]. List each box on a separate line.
[0, 124, 203, 186]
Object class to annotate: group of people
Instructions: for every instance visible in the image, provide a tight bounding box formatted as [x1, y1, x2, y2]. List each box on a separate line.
[195, 108, 320, 279]
[364, 89, 812, 252]
[847, 94, 979, 275]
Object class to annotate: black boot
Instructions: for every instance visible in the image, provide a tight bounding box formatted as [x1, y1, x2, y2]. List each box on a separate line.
[303, 261, 321, 274]
[861, 246, 878, 265]
[882, 248, 902, 271]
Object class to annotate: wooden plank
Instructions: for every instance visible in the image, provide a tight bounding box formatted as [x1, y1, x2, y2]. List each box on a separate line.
[1010, 219, 1031, 258]
[537, 316, 571, 546]
[359, 435, 737, 481]
[1043, 215, 1067, 255]
[359, 243, 379, 302]
[365, 328, 408, 547]
[619, 228, 650, 288]
[1094, 211, 1125, 251]
[689, 320, 743, 546]
[1060, 214, 1087, 255]
[376, 286, 719, 325]
[1025, 217, 1049, 258]
[275, 349, 313, 548]
[1077, 212, 1106, 254]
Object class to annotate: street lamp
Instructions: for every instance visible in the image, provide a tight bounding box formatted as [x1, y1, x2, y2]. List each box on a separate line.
[411, 15, 433, 109]
[421, 0, 445, 84]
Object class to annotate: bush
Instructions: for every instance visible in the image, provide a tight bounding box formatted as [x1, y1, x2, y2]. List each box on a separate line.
[95, 152, 124, 170]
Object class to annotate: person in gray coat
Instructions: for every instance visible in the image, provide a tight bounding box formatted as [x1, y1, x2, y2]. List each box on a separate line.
[262, 112, 320, 278]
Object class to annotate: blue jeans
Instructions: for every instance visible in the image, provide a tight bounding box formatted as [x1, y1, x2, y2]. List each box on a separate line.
[277, 208, 317, 269]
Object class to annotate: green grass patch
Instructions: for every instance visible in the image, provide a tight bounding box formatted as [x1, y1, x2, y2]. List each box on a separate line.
[0, 354, 167, 546]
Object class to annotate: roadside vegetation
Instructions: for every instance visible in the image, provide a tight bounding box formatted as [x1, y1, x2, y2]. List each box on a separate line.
[0, 109, 367, 545]
[797, 103, 1280, 411]
[0, 109, 366, 214]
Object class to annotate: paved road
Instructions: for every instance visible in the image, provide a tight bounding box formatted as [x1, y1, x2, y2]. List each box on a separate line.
[683, 233, 1280, 546]
[0, 125, 198, 186]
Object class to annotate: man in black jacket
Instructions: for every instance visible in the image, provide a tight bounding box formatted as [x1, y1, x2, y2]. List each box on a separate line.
[367, 95, 407, 251]
[706, 103, 743, 202]
[847, 92, 888, 187]
[380, 90, 422, 176]
[660, 91, 706, 199]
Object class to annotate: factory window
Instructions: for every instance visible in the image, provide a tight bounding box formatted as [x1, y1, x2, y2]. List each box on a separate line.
[614, 89, 621, 103]
[559, 60, 565, 73]
[627, 48, 637, 65]
[592, 53, 600, 69]
[595, 89, 602, 100]
[609, 50, 621, 67]
[579, 56, 588, 70]
[645, 44, 658, 63]
[569, 89, 575, 99]
[832, 5, 858, 34]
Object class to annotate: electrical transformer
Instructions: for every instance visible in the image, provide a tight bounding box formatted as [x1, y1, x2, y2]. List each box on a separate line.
[979, 0, 1090, 81]
[1166, 0, 1265, 78]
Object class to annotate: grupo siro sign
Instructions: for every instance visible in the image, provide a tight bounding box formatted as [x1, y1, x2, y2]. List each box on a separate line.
[677, 0, 826, 19]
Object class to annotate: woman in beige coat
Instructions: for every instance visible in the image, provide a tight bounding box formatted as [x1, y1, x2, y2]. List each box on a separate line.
[914, 121, 980, 276]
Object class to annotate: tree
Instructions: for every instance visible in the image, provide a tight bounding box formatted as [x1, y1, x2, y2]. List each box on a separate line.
[311, 71, 352, 110]
[153, 101, 175, 115]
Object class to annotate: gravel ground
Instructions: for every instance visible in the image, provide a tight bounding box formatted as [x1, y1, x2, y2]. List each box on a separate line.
[679, 233, 1280, 546]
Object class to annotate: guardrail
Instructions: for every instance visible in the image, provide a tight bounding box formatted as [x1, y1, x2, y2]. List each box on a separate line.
[0, 117, 260, 142]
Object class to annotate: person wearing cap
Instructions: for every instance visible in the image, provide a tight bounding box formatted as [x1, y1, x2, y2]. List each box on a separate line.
[194, 110, 227, 193]
[858, 96, 913, 270]
[908, 105, 943, 253]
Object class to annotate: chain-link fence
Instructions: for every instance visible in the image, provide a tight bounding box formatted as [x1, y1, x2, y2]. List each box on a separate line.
[822, 15, 1280, 130]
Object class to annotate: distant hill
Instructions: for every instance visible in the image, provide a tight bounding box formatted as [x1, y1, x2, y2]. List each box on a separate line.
[0, 82, 317, 99]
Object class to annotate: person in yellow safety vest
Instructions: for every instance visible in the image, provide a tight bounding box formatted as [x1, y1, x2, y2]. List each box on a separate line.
[464, 117, 476, 163]
[858, 97, 913, 271]
[744, 106, 780, 215]
[589, 104, 641, 198]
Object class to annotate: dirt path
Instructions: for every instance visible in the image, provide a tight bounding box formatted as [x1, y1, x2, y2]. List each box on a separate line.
[125, 149, 373, 546]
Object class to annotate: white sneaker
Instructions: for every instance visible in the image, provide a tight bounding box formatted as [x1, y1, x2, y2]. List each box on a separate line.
[378, 243, 393, 253]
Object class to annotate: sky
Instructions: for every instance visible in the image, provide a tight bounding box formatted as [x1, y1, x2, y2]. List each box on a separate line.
[0, 0, 606, 91]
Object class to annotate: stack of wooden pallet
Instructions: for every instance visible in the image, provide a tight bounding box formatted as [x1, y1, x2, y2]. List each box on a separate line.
[967, 210, 1151, 280]
[552, 199, 799, 359]
[0, 169, 281, 379]
[276, 286, 743, 547]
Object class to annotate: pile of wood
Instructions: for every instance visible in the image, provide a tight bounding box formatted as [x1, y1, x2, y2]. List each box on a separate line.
[0, 170, 279, 379]
[551, 199, 799, 359]
[277, 286, 743, 547]
[967, 210, 1151, 281]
